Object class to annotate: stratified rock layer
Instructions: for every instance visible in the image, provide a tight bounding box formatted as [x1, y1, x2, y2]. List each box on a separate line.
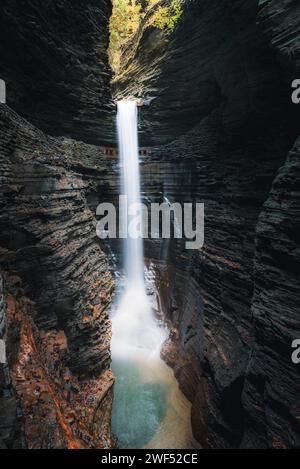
[0, 273, 20, 448]
[0, 0, 300, 451]
[242, 136, 300, 449]
[0, 0, 117, 448]
[116, 0, 300, 448]
[0, 0, 115, 145]
[116, 0, 299, 146]
[242, 0, 300, 449]
[0, 105, 115, 448]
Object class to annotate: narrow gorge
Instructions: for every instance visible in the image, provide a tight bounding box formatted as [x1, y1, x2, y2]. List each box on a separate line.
[0, 0, 300, 451]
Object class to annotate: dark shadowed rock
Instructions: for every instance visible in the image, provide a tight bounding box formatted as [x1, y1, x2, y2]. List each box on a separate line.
[116, 0, 300, 448]
[242, 136, 300, 449]
[0, 0, 115, 145]
[116, 0, 299, 146]
[0, 105, 114, 377]
[0, 0, 300, 450]
[0, 105, 116, 448]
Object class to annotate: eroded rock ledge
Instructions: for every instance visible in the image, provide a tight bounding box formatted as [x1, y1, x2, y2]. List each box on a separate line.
[0, 106, 115, 448]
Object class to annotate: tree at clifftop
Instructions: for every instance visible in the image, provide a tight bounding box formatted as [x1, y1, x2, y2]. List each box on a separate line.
[109, 0, 183, 72]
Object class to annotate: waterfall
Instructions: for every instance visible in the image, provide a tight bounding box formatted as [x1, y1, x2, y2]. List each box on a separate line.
[111, 101, 167, 362]
[117, 100, 144, 287]
[111, 102, 193, 450]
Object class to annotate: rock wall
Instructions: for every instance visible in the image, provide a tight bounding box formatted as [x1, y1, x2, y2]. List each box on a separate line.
[0, 0, 115, 145]
[0, 0, 117, 448]
[116, 0, 300, 448]
[116, 0, 298, 145]
[0, 106, 114, 376]
[0, 273, 21, 448]
[0, 0, 299, 450]
[141, 105, 298, 448]
[241, 0, 300, 449]
[0, 105, 115, 448]
[241, 136, 300, 449]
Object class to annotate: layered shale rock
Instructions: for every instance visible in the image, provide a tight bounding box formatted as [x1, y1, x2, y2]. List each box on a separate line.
[240, 0, 300, 449]
[116, 0, 300, 448]
[2, 272, 114, 449]
[142, 105, 297, 448]
[0, 0, 117, 448]
[0, 105, 115, 448]
[0, 274, 21, 448]
[258, 0, 300, 71]
[0, 103, 116, 373]
[241, 137, 300, 449]
[0, 0, 114, 145]
[1, 0, 300, 451]
[116, 0, 298, 145]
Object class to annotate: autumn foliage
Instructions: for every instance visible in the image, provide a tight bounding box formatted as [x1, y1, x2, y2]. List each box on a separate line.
[109, 0, 183, 72]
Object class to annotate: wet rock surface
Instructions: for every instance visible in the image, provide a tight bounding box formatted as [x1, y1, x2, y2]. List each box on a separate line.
[0, 0, 118, 448]
[0, 105, 115, 448]
[0, 106, 114, 377]
[116, 0, 300, 449]
[141, 107, 299, 448]
[4, 273, 114, 449]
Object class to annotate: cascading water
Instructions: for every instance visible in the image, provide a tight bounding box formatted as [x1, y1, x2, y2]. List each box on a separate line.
[111, 101, 194, 449]
[111, 100, 167, 362]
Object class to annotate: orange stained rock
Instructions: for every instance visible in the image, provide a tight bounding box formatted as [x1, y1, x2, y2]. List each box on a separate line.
[6, 291, 112, 449]
[21, 318, 83, 449]
[208, 253, 241, 270]
[89, 303, 105, 319]
[272, 436, 287, 450]
[206, 330, 229, 366]
[92, 279, 101, 289]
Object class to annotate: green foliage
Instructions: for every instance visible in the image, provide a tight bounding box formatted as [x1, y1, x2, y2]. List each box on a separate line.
[109, 0, 184, 72]
[150, 0, 183, 33]
[109, 0, 142, 71]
